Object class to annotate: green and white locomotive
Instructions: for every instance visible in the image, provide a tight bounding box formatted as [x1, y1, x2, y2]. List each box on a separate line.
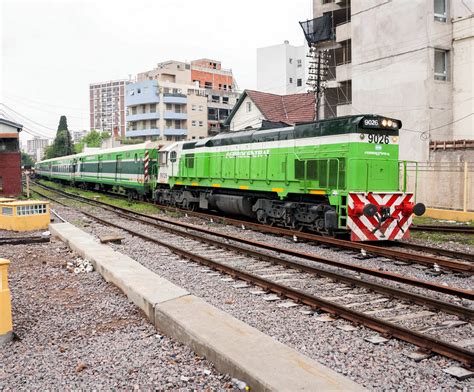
[36, 115, 425, 241]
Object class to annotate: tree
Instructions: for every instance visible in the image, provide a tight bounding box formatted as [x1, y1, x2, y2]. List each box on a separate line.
[74, 130, 110, 153]
[57, 115, 68, 132]
[45, 115, 74, 158]
[21, 152, 35, 167]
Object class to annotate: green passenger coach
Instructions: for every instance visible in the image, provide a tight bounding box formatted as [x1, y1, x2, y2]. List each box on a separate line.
[35, 142, 159, 199]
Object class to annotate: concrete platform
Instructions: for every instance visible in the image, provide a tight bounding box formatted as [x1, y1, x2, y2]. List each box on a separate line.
[50, 222, 365, 392]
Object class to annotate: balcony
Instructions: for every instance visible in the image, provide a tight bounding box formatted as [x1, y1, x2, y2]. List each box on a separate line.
[336, 63, 352, 82]
[336, 21, 351, 43]
[164, 128, 187, 137]
[126, 112, 160, 122]
[164, 111, 187, 120]
[337, 103, 352, 116]
[163, 94, 187, 104]
[126, 93, 160, 106]
[126, 128, 160, 138]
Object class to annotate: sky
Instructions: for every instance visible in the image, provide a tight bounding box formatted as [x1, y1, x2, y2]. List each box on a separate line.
[1, 0, 312, 143]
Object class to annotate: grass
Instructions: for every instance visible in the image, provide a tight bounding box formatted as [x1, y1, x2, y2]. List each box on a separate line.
[35, 178, 163, 215]
[413, 216, 473, 226]
[410, 230, 474, 246]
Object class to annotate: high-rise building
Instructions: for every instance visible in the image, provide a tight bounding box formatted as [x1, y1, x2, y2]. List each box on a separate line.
[310, 0, 473, 161]
[26, 137, 50, 161]
[89, 79, 128, 139]
[257, 41, 308, 95]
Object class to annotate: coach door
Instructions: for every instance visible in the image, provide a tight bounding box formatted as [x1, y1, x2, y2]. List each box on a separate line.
[115, 155, 122, 182]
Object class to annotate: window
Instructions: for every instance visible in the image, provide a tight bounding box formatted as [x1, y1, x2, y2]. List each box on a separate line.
[289, 58, 293, 64]
[192, 120, 197, 126]
[199, 121, 203, 127]
[17, 204, 47, 216]
[150, 104, 156, 113]
[129, 89, 135, 96]
[434, 49, 448, 80]
[2, 207, 12, 216]
[222, 97, 229, 104]
[246, 102, 252, 112]
[297, 79, 302, 87]
[289, 78, 293, 84]
[137, 88, 141, 94]
[297, 59, 302, 67]
[434, 0, 447, 22]
[192, 104, 196, 111]
[166, 103, 172, 110]
[150, 120, 157, 128]
[198, 105, 203, 111]
[170, 151, 177, 162]
[185, 153, 195, 168]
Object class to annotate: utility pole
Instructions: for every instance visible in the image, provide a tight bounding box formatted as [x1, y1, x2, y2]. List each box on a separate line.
[306, 45, 329, 121]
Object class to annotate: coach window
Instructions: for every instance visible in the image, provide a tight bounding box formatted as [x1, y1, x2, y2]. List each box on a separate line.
[134, 153, 138, 162]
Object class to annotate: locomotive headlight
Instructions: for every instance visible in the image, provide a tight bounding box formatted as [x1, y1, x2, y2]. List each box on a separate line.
[381, 119, 387, 127]
[392, 136, 399, 143]
[387, 120, 393, 127]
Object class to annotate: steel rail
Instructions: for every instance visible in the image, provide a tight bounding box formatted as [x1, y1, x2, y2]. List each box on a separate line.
[0, 236, 50, 245]
[35, 188, 474, 367]
[33, 186, 474, 320]
[31, 182, 474, 300]
[412, 225, 474, 234]
[33, 180, 474, 272]
[392, 241, 474, 263]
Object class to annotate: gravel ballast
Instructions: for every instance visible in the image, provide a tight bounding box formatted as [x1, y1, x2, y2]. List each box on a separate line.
[48, 201, 474, 391]
[0, 233, 235, 390]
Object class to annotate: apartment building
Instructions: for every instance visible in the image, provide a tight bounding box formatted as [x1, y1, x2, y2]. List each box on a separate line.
[191, 59, 239, 135]
[311, 0, 473, 162]
[257, 41, 308, 95]
[128, 59, 238, 140]
[26, 137, 50, 161]
[126, 63, 208, 142]
[89, 79, 128, 138]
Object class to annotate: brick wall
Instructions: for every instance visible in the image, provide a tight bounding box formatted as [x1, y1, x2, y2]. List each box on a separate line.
[191, 70, 233, 90]
[0, 153, 21, 196]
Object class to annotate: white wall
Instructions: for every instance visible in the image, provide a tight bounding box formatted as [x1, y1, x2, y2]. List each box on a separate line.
[230, 96, 263, 131]
[351, 0, 454, 162]
[452, 15, 474, 140]
[257, 42, 307, 95]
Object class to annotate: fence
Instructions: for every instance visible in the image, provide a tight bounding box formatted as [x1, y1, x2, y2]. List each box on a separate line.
[404, 161, 473, 212]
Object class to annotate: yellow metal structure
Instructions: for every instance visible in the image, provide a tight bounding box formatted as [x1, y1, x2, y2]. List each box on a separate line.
[0, 200, 50, 231]
[0, 259, 13, 343]
[424, 208, 474, 223]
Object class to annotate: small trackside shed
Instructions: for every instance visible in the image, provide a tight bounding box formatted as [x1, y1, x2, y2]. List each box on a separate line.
[0, 118, 23, 197]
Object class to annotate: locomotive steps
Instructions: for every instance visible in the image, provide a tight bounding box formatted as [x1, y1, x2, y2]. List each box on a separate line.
[50, 222, 365, 392]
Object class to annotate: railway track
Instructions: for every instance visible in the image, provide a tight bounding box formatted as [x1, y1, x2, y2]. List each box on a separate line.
[32, 183, 474, 367]
[412, 224, 474, 234]
[32, 180, 474, 273]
